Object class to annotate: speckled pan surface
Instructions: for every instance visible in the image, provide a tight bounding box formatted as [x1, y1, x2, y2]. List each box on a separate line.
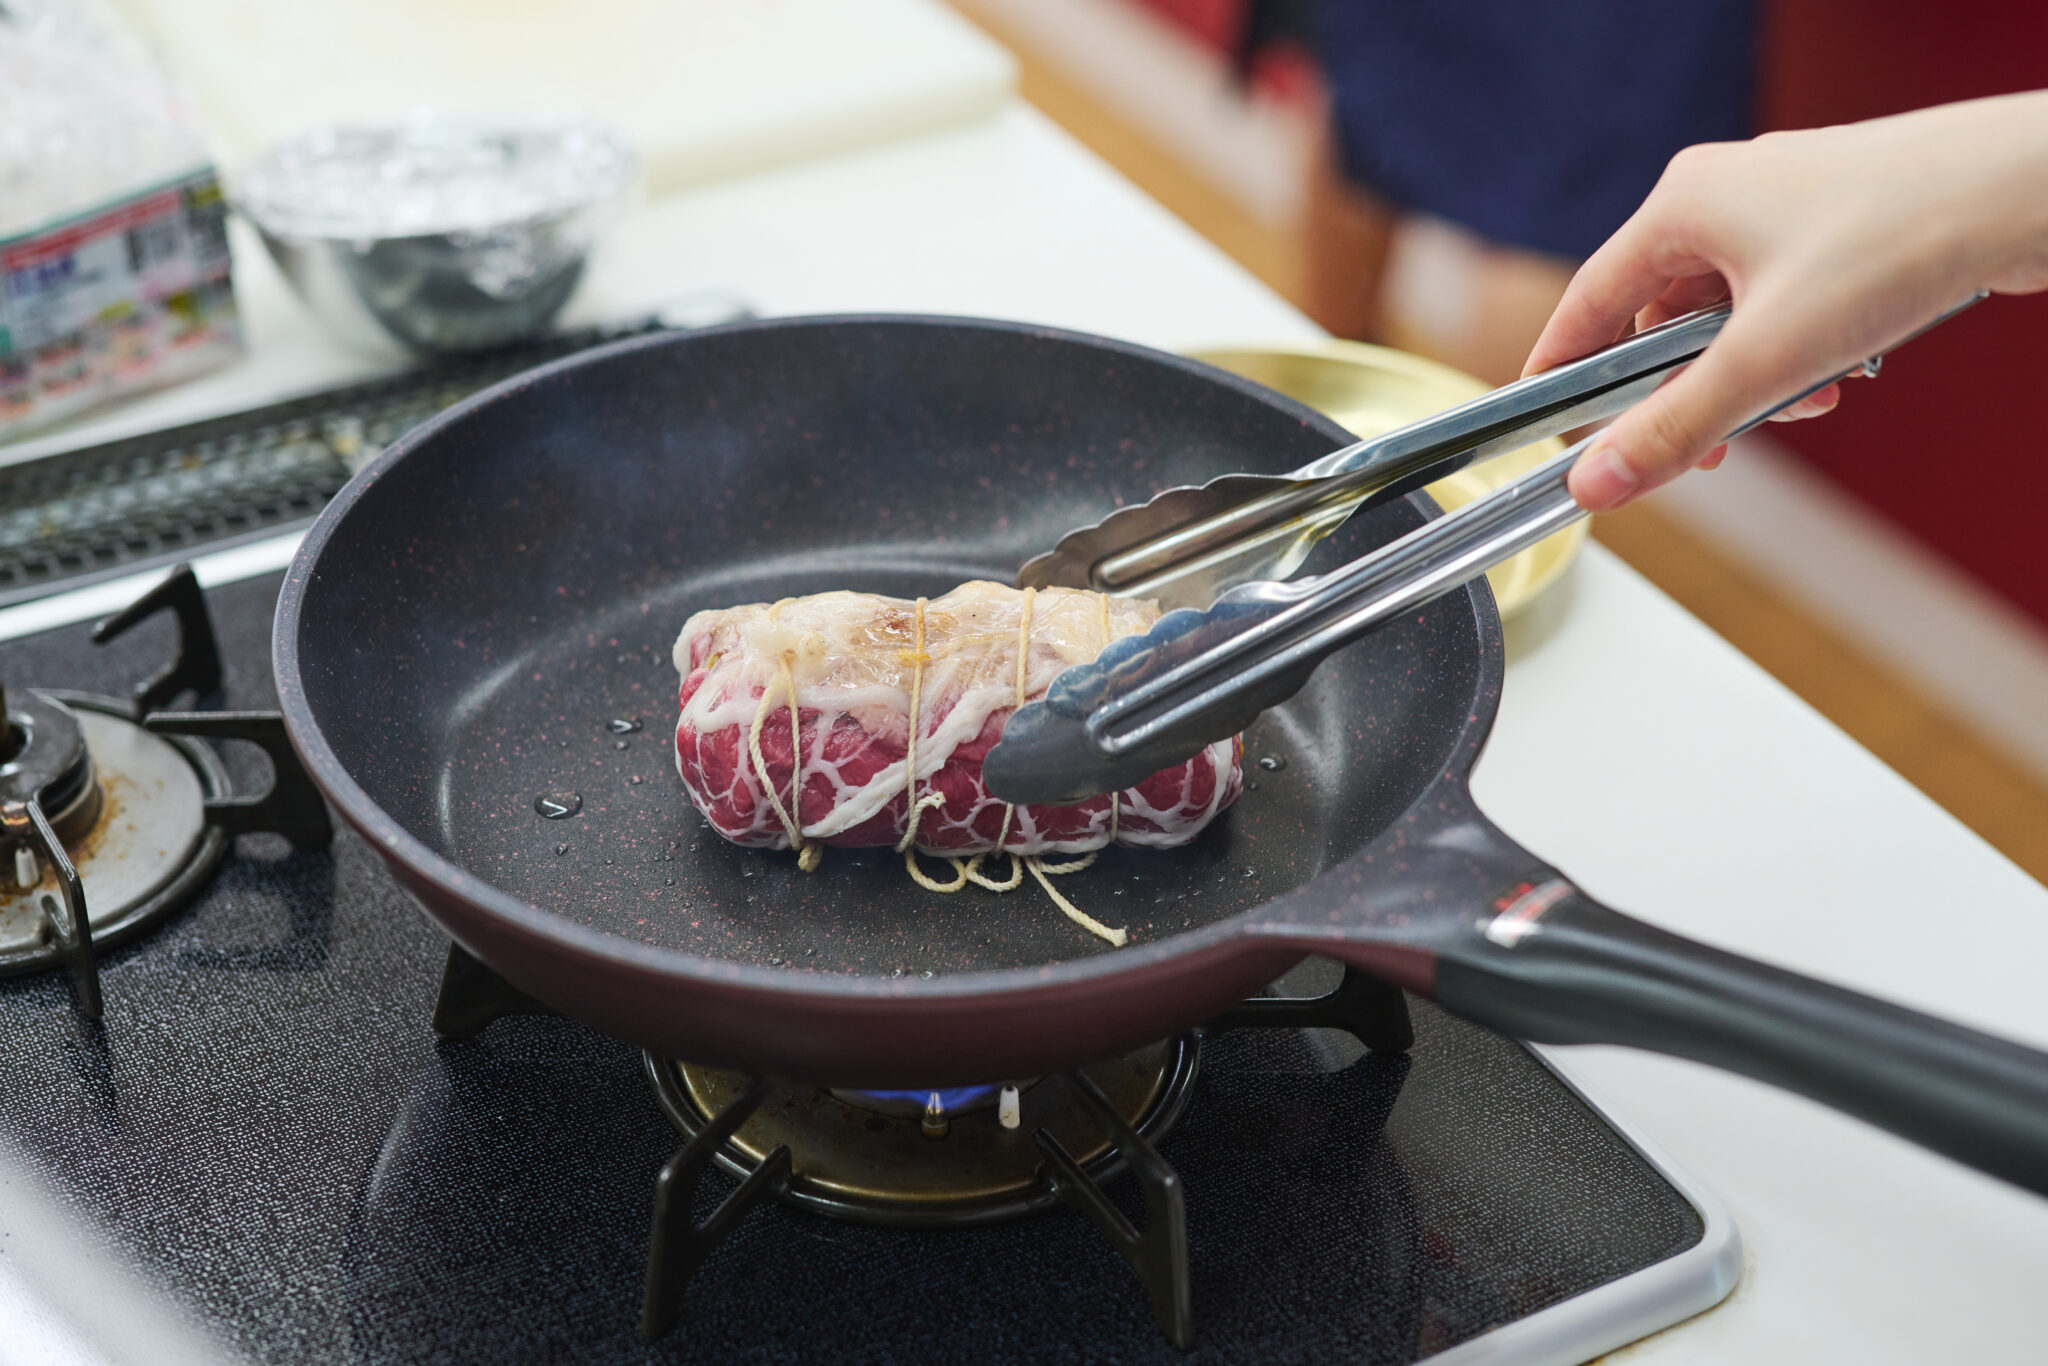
[274, 316, 1506, 1085]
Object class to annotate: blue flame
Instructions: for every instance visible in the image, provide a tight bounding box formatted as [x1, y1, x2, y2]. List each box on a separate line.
[854, 1085, 1002, 1114]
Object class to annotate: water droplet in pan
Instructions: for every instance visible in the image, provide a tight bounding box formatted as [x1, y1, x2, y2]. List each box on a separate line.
[534, 792, 582, 819]
[613, 739, 631, 751]
[555, 844, 568, 856]
[608, 717, 643, 735]
[1256, 754, 1287, 772]
[628, 775, 644, 786]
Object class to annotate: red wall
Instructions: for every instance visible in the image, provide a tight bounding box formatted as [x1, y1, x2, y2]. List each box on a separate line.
[1757, 2, 2048, 628]
[1125, 0, 1242, 51]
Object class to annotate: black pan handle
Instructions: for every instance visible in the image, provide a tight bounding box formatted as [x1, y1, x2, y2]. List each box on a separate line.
[1438, 889, 2048, 1195]
[1250, 787, 2048, 1195]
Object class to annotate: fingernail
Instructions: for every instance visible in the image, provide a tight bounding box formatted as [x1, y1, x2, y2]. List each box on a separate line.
[1571, 440, 1643, 511]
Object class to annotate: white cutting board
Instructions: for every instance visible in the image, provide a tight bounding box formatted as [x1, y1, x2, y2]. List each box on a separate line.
[107, 0, 1016, 195]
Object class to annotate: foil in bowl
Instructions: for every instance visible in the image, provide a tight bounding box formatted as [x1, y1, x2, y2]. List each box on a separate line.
[235, 114, 637, 354]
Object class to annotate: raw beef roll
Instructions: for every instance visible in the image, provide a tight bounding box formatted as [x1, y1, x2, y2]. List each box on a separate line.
[672, 582, 1243, 860]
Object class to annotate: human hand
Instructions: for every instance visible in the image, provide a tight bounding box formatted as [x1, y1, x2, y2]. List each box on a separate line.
[1523, 91, 2048, 511]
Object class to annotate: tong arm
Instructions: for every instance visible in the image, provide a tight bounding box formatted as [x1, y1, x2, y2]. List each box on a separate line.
[1091, 303, 1730, 593]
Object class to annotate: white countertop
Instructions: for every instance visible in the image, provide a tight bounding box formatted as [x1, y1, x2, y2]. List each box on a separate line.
[7, 102, 2048, 1362]
[111, 0, 1016, 198]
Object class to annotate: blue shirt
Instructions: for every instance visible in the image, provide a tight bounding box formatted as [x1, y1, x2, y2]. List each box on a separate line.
[1315, 0, 1757, 259]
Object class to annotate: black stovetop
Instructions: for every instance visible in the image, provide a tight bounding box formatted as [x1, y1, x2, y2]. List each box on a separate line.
[0, 570, 1705, 1365]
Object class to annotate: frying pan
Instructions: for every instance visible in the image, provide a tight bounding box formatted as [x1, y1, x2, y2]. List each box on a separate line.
[275, 315, 2048, 1195]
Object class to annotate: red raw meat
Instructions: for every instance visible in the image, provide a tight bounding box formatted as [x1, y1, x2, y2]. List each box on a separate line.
[672, 584, 1242, 859]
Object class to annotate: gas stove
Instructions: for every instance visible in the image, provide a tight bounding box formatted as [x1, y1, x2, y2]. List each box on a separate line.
[0, 564, 1735, 1365]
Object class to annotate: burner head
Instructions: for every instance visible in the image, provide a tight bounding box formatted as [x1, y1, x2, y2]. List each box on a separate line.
[647, 1037, 1199, 1229]
[0, 689, 101, 845]
[0, 693, 230, 972]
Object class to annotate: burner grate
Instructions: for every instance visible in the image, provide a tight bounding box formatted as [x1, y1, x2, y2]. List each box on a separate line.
[430, 943, 1423, 1351]
[630, 966, 1414, 1349]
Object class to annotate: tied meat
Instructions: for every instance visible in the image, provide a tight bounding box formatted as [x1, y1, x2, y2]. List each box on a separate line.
[672, 582, 1242, 858]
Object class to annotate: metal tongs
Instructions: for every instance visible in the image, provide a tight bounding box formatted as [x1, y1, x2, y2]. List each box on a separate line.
[1017, 301, 1734, 612]
[987, 295, 1985, 806]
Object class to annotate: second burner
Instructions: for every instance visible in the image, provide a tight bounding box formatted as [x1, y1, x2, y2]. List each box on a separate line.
[646, 1036, 1198, 1228]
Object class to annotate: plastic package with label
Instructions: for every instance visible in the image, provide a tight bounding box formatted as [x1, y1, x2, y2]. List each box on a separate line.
[0, 0, 241, 440]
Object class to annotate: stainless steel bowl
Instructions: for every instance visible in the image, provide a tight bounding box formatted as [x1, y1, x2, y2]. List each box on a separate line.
[235, 115, 636, 354]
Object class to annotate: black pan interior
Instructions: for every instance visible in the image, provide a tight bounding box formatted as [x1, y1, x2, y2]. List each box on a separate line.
[291, 318, 1489, 976]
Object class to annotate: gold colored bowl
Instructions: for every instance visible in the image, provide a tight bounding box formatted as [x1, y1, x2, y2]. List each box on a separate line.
[1187, 341, 1588, 618]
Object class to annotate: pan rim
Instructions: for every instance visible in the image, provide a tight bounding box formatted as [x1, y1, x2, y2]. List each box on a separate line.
[272, 312, 1505, 1003]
